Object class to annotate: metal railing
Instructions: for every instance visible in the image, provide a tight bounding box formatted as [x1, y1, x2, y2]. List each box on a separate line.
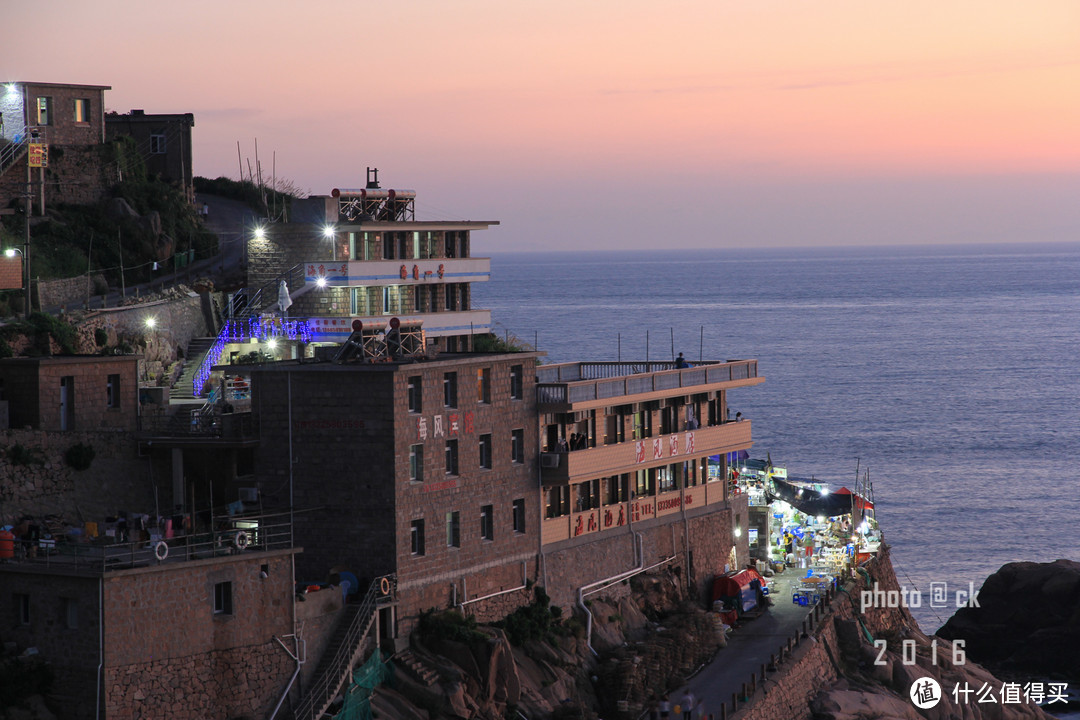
[1, 510, 293, 575]
[137, 407, 258, 440]
[0, 125, 30, 176]
[291, 575, 393, 720]
[537, 359, 759, 405]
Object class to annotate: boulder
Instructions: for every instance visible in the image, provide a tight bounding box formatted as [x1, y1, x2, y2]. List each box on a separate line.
[938, 559, 1080, 682]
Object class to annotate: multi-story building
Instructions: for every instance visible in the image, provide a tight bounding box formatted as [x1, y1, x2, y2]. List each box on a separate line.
[248, 348, 543, 629]
[531, 359, 761, 610]
[0, 81, 115, 207]
[0, 355, 139, 432]
[239, 169, 494, 358]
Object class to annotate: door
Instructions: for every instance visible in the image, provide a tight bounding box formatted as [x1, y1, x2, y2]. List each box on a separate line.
[60, 376, 75, 431]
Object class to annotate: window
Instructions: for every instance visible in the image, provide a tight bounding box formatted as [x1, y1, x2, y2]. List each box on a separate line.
[351, 286, 379, 315]
[445, 284, 458, 311]
[107, 374, 120, 408]
[14, 593, 30, 625]
[510, 365, 523, 400]
[479, 434, 493, 470]
[511, 429, 524, 464]
[407, 376, 422, 413]
[658, 465, 677, 493]
[477, 367, 491, 404]
[411, 519, 425, 556]
[546, 486, 570, 518]
[445, 439, 459, 475]
[74, 98, 89, 123]
[409, 444, 424, 482]
[150, 133, 167, 154]
[576, 479, 600, 511]
[512, 498, 526, 534]
[63, 598, 79, 629]
[213, 582, 233, 615]
[443, 372, 457, 407]
[36, 97, 51, 125]
[446, 511, 460, 548]
[480, 505, 494, 541]
[606, 474, 629, 505]
[382, 285, 405, 314]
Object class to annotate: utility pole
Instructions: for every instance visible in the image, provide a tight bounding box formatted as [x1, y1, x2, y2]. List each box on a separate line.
[24, 165, 31, 319]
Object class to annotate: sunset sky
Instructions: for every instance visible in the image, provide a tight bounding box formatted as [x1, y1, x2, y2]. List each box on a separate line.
[7, 0, 1080, 251]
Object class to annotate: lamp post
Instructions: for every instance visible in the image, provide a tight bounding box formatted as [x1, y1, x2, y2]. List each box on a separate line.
[4, 246, 28, 319]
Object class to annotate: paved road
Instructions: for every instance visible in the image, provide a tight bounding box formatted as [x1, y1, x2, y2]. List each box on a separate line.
[676, 572, 816, 717]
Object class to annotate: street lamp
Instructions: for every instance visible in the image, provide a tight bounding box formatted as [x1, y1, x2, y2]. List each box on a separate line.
[4, 247, 28, 319]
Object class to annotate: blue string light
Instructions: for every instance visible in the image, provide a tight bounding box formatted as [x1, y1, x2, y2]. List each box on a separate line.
[192, 315, 313, 396]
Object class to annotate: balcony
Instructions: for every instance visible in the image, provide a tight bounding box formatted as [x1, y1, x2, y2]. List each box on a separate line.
[303, 257, 490, 287]
[536, 359, 762, 412]
[540, 420, 753, 485]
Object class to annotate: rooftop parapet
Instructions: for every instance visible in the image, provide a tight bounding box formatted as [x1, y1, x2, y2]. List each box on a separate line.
[536, 359, 762, 410]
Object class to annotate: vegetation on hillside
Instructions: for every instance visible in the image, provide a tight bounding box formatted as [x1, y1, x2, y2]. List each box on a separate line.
[0, 136, 216, 285]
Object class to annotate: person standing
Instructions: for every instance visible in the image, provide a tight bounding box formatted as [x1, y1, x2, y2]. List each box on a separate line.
[659, 694, 671, 719]
[680, 690, 695, 720]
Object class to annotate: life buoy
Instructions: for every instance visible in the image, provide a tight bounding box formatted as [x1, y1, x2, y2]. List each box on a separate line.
[154, 541, 169, 561]
[399, 265, 407, 279]
[380, 577, 391, 596]
[412, 265, 419, 280]
[731, 485, 742, 495]
[437, 264, 445, 279]
[233, 531, 249, 550]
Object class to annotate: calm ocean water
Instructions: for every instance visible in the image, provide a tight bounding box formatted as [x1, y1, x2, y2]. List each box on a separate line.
[475, 242, 1080, 634]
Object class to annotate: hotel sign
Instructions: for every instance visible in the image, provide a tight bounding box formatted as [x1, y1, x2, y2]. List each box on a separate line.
[28, 144, 48, 167]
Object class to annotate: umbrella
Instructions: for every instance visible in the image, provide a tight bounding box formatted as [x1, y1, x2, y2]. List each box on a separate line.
[277, 280, 293, 314]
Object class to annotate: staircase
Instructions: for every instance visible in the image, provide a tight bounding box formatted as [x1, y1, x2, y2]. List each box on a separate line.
[171, 337, 216, 400]
[288, 577, 389, 720]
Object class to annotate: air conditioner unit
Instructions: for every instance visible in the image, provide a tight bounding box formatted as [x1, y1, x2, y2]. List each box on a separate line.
[239, 487, 259, 504]
[540, 453, 561, 469]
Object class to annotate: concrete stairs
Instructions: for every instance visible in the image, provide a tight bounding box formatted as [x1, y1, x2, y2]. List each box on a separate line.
[394, 649, 440, 687]
[170, 337, 216, 400]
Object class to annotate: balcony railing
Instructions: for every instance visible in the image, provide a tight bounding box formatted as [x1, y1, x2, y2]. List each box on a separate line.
[536, 359, 759, 407]
[137, 408, 258, 441]
[540, 420, 753, 484]
[0, 510, 294, 575]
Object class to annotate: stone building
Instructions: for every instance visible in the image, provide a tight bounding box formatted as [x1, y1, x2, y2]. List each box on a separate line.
[106, 109, 196, 202]
[248, 349, 543, 630]
[0, 540, 299, 720]
[0, 354, 139, 432]
[0, 81, 116, 208]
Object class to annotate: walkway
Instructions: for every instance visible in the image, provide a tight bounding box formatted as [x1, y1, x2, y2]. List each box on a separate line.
[677, 571, 816, 716]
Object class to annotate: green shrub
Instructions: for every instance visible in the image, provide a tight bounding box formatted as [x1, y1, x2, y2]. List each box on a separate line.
[418, 608, 489, 644]
[494, 585, 565, 646]
[65, 442, 96, 471]
[7, 444, 42, 466]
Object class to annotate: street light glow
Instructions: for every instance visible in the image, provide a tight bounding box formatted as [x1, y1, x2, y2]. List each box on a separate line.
[322, 225, 336, 238]
[316, 277, 327, 288]
[4, 248, 17, 258]
[145, 317, 157, 329]
[253, 227, 266, 240]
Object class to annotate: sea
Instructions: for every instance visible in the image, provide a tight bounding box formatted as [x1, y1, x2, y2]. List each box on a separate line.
[474, 242, 1080, 641]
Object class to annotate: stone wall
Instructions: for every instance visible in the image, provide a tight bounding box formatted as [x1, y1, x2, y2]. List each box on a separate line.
[0, 428, 152, 525]
[102, 552, 297, 720]
[36, 273, 108, 311]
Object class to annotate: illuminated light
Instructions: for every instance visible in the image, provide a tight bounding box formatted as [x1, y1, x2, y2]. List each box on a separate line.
[253, 227, 266, 240]
[734, 527, 742, 538]
[316, 277, 327, 288]
[820, 488, 829, 496]
[4, 83, 17, 96]
[4, 248, 16, 257]
[267, 338, 278, 350]
[145, 317, 157, 329]
[322, 225, 336, 238]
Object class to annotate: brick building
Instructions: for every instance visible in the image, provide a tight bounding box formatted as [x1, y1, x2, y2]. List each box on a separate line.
[0, 545, 298, 720]
[0, 81, 116, 208]
[249, 350, 542, 628]
[0, 355, 139, 432]
[106, 109, 196, 202]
